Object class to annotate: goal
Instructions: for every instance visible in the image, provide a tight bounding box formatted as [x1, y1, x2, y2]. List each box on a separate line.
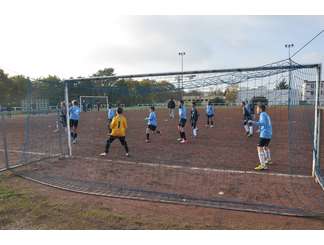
[79, 96, 109, 112]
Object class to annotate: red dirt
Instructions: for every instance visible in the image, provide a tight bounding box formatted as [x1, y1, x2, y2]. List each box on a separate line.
[2, 107, 324, 216]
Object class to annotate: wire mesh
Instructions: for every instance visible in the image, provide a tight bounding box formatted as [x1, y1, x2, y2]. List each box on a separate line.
[2, 61, 324, 216]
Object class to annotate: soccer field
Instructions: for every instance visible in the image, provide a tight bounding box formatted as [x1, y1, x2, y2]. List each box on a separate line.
[1, 107, 324, 217]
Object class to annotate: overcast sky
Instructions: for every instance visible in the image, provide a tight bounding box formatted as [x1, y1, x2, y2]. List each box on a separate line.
[1, 1, 324, 79]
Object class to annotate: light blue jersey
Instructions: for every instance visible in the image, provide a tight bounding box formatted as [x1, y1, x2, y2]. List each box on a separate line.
[69, 105, 81, 120]
[255, 112, 272, 139]
[206, 104, 214, 116]
[179, 105, 187, 120]
[147, 111, 157, 126]
[108, 108, 115, 120]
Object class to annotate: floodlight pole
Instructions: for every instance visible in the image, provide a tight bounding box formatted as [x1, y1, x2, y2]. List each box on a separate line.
[178, 51, 186, 99]
[285, 43, 294, 104]
[64, 80, 72, 157]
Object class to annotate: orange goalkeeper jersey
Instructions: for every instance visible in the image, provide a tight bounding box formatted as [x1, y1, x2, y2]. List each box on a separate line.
[110, 115, 127, 137]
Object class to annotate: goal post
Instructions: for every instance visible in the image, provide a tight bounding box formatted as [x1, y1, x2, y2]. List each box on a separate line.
[79, 96, 109, 112]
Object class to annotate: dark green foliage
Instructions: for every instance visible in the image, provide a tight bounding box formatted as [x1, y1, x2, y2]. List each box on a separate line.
[0, 67, 177, 108]
[275, 79, 289, 90]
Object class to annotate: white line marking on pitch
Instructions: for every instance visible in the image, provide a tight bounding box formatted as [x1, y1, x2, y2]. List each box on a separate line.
[80, 156, 311, 179]
[0, 149, 52, 156]
[0, 149, 311, 179]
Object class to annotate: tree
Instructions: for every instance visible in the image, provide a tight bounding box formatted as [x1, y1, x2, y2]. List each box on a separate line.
[224, 85, 238, 103]
[92, 68, 115, 77]
[10, 75, 31, 106]
[0, 69, 11, 105]
[275, 79, 289, 90]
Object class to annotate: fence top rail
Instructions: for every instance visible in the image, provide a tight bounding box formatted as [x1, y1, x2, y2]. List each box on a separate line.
[80, 96, 109, 98]
[63, 63, 321, 83]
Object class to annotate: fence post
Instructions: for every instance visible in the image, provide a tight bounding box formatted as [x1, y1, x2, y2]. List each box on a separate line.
[312, 64, 321, 177]
[1, 113, 9, 169]
[64, 80, 72, 157]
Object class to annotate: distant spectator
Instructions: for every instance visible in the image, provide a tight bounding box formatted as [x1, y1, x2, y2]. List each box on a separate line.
[167, 98, 176, 119]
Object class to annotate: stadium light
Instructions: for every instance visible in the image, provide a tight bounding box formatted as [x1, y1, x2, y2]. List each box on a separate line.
[284, 43, 294, 60]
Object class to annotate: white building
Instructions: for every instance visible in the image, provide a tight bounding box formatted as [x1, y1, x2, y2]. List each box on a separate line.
[236, 86, 301, 105]
[302, 80, 324, 105]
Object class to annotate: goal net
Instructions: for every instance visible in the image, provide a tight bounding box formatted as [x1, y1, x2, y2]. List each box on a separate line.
[79, 96, 109, 112]
[2, 60, 324, 216]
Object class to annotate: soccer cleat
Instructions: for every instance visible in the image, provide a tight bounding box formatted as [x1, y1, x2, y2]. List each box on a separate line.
[266, 160, 272, 165]
[177, 138, 182, 141]
[72, 139, 77, 144]
[247, 133, 253, 137]
[145, 139, 151, 143]
[210, 125, 214, 128]
[180, 139, 187, 144]
[254, 164, 268, 171]
[125, 153, 130, 157]
[100, 152, 107, 156]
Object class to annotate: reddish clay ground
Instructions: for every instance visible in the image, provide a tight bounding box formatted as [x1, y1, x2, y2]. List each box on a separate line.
[1, 107, 324, 217]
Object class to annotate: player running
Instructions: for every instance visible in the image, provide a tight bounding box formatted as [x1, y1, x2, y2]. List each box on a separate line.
[249, 104, 272, 171]
[69, 100, 81, 144]
[190, 102, 199, 137]
[100, 107, 129, 157]
[177, 100, 187, 144]
[206, 101, 215, 128]
[241, 101, 253, 137]
[145, 106, 161, 143]
[107, 105, 115, 134]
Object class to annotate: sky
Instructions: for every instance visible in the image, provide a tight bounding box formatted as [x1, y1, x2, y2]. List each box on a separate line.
[1, 1, 324, 79]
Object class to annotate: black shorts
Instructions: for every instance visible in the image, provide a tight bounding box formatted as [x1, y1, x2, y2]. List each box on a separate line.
[258, 138, 271, 147]
[207, 114, 214, 118]
[70, 119, 79, 128]
[148, 125, 157, 131]
[179, 119, 187, 128]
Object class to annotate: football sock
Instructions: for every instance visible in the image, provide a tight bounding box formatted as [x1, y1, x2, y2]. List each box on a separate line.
[258, 151, 266, 165]
[265, 149, 271, 161]
[182, 132, 187, 140]
[124, 141, 129, 153]
[244, 125, 249, 133]
[249, 126, 253, 135]
[146, 133, 149, 140]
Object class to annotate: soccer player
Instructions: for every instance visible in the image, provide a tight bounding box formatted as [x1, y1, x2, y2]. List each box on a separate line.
[59, 101, 67, 128]
[248, 100, 255, 120]
[206, 101, 215, 128]
[100, 107, 129, 157]
[145, 106, 161, 143]
[177, 100, 187, 143]
[241, 101, 253, 137]
[249, 104, 272, 171]
[190, 101, 199, 137]
[107, 105, 115, 134]
[69, 100, 81, 144]
[167, 98, 176, 119]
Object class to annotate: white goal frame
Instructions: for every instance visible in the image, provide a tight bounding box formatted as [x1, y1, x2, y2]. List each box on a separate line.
[79, 96, 109, 111]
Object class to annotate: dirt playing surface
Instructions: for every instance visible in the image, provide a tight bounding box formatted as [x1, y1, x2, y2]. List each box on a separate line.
[1, 106, 324, 217]
[1, 173, 324, 229]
